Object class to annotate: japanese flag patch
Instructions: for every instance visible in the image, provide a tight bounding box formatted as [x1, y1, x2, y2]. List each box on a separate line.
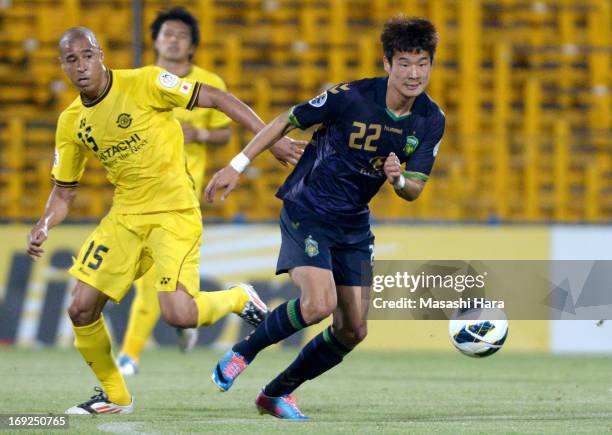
[179, 81, 192, 94]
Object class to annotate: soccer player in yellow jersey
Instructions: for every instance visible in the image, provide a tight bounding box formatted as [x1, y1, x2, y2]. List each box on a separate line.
[26, 26, 301, 414]
[116, 7, 241, 376]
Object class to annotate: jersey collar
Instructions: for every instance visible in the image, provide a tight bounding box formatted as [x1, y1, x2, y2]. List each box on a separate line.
[81, 69, 113, 108]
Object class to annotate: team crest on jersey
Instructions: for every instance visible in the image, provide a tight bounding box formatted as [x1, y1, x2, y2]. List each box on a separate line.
[159, 71, 179, 88]
[308, 92, 328, 108]
[404, 135, 419, 156]
[304, 235, 319, 257]
[116, 113, 132, 129]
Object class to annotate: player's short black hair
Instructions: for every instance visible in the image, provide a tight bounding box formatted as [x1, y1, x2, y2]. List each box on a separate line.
[150, 6, 200, 47]
[380, 16, 438, 63]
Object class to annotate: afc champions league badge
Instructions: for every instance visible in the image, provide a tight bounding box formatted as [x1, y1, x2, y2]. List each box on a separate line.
[308, 91, 328, 108]
[158, 71, 179, 88]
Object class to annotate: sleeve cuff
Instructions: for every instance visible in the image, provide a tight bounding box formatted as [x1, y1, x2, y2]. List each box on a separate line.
[186, 82, 202, 110]
[403, 171, 429, 182]
[52, 176, 79, 187]
[288, 106, 302, 129]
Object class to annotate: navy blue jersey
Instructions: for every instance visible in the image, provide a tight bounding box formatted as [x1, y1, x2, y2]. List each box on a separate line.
[276, 77, 445, 226]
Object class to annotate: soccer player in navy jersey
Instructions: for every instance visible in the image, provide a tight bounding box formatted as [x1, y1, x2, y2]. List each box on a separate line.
[205, 16, 445, 420]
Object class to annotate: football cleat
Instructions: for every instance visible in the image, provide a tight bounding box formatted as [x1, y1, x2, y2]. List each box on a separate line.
[234, 283, 268, 327]
[211, 350, 248, 392]
[116, 354, 138, 377]
[177, 327, 199, 353]
[65, 387, 134, 415]
[255, 390, 309, 420]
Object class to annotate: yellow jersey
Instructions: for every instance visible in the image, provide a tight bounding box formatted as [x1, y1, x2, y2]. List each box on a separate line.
[174, 65, 231, 198]
[52, 65, 203, 214]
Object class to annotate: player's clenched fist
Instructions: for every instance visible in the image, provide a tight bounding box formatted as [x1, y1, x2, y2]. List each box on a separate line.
[384, 152, 403, 185]
[205, 166, 240, 203]
[27, 223, 49, 260]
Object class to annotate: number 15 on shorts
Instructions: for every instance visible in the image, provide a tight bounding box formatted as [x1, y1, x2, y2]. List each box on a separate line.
[81, 241, 109, 270]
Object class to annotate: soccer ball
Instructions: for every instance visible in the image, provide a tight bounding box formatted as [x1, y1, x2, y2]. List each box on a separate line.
[448, 307, 509, 358]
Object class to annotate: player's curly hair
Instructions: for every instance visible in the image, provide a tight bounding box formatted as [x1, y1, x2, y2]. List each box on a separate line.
[150, 6, 200, 48]
[381, 16, 438, 63]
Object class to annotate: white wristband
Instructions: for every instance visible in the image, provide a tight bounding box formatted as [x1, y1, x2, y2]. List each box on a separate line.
[393, 174, 406, 190]
[230, 152, 250, 173]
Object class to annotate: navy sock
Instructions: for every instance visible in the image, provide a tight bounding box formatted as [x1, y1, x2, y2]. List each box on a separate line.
[263, 326, 351, 397]
[233, 298, 307, 363]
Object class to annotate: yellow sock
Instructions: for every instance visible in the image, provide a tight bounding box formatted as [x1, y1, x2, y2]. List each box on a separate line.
[195, 286, 249, 327]
[72, 315, 131, 406]
[120, 275, 161, 361]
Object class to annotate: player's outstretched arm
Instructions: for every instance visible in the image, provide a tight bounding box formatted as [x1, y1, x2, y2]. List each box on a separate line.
[180, 123, 231, 146]
[204, 112, 296, 203]
[384, 152, 425, 201]
[196, 84, 265, 135]
[27, 186, 77, 260]
[196, 85, 303, 166]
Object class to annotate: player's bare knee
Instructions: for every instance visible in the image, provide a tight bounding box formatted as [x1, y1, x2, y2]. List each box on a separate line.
[301, 291, 336, 324]
[161, 307, 192, 328]
[161, 311, 185, 328]
[335, 323, 368, 347]
[159, 290, 197, 328]
[67, 301, 98, 326]
[303, 307, 333, 324]
[292, 268, 336, 321]
[160, 300, 195, 328]
[353, 324, 368, 343]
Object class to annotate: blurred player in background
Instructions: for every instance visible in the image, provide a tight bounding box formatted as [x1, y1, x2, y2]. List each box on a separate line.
[205, 16, 445, 419]
[26, 26, 301, 415]
[116, 6, 233, 377]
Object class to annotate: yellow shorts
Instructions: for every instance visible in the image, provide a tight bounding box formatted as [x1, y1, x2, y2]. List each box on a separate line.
[69, 208, 202, 303]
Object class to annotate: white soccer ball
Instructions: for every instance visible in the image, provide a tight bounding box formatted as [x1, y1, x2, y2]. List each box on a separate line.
[448, 307, 509, 358]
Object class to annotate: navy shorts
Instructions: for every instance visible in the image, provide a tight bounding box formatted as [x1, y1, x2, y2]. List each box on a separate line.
[276, 203, 375, 286]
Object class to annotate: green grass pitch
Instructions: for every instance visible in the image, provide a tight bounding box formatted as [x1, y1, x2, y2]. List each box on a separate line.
[2, 347, 612, 434]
